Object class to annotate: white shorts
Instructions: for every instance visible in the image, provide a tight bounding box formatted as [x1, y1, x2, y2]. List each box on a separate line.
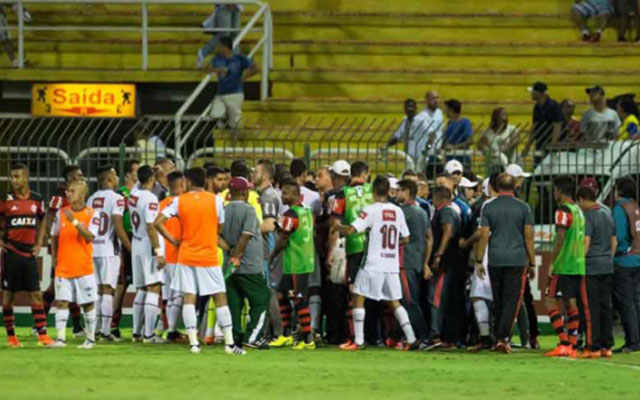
[470, 267, 493, 301]
[94, 256, 120, 289]
[171, 265, 225, 296]
[353, 269, 402, 302]
[162, 263, 178, 300]
[54, 275, 97, 305]
[132, 253, 163, 288]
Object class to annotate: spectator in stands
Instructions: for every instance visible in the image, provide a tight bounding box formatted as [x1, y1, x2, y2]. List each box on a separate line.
[420, 91, 445, 166]
[478, 107, 520, 174]
[581, 85, 621, 142]
[207, 36, 258, 130]
[197, 4, 243, 68]
[617, 97, 640, 140]
[443, 99, 473, 164]
[382, 99, 429, 169]
[571, 0, 613, 42]
[134, 128, 167, 166]
[0, 4, 31, 68]
[522, 82, 563, 161]
[560, 99, 581, 142]
[614, 0, 640, 42]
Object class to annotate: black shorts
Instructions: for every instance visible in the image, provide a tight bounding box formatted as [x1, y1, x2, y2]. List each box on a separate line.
[278, 273, 310, 300]
[346, 252, 364, 284]
[548, 274, 585, 299]
[1, 250, 40, 292]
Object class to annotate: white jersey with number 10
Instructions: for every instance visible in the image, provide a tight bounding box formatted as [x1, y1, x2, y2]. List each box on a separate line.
[87, 189, 125, 257]
[351, 202, 410, 273]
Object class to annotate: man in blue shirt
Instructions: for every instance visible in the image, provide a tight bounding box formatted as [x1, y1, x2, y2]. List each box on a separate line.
[443, 99, 473, 164]
[612, 178, 640, 353]
[206, 36, 258, 130]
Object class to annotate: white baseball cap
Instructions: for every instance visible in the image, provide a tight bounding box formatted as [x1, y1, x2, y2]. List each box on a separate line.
[505, 163, 532, 178]
[459, 177, 478, 188]
[330, 160, 351, 177]
[389, 177, 399, 190]
[444, 159, 463, 174]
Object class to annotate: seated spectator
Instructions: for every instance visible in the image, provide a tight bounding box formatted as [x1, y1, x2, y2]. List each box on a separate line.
[614, 0, 640, 42]
[617, 97, 640, 140]
[478, 107, 519, 174]
[443, 99, 473, 164]
[571, 0, 614, 42]
[560, 99, 582, 142]
[580, 85, 621, 142]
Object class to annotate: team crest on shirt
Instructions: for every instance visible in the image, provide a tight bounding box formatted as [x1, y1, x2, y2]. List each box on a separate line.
[382, 210, 396, 221]
[30, 204, 37, 213]
[149, 202, 158, 211]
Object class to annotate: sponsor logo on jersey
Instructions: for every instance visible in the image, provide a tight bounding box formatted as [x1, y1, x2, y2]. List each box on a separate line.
[10, 205, 18, 212]
[92, 197, 105, 209]
[382, 210, 396, 221]
[129, 196, 139, 207]
[10, 217, 37, 226]
[117, 199, 125, 207]
[149, 202, 158, 211]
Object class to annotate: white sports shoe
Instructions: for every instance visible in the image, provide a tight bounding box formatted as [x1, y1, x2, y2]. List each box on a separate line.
[73, 330, 87, 339]
[225, 345, 246, 356]
[47, 340, 67, 348]
[132, 335, 143, 343]
[77, 340, 95, 350]
[100, 333, 123, 343]
[190, 345, 202, 354]
[143, 335, 167, 344]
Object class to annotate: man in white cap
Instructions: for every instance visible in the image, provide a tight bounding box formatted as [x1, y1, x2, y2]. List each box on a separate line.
[459, 177, 479, 204]
[506, 163, 532, 199]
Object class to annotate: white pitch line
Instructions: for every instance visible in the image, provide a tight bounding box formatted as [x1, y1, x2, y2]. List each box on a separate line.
[558, 356, 640, 371]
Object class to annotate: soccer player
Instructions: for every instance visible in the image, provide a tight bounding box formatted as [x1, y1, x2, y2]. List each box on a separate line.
[578, 185, 617, 358]
[545, 175, 586, 358]
[396, 179, 433, 345]
[0, 163, 54, 347]
[111, 158, 139, 338]
[220, 177, 271, 349]
[44, 165, 85, 337]
[160, 171, 186, 342]
[155, 167, 245, 355]
[338, 175, 418, 351]
[476, 174, 536, 354]
[86, 166, 130, 342]
[129, 165, 166, 344]
[49, 180, 100, 349]
[268, 180, 316, 350]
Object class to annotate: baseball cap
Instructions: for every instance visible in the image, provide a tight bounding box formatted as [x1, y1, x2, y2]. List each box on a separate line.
[586, 85, 605, 96]
[459, 177, 478, 188]
[229, 177, 253, 191]
[482, 178, 490, 197]
[389, 177, 399, 190]
[580, 177, 600, 195]
[505, 164, 532, 178]
[330, 160, 350, 177]
[527, 81, 548, 93]
[444, 159, 463, 174]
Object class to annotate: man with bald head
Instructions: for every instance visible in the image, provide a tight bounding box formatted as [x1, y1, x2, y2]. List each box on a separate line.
[475, 173, 536, 354]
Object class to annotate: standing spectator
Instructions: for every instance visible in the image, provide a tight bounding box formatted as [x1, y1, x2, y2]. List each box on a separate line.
[206, 36, 259, 130]
[580, 86, 621, 143]
[0, 4, 31, 68]
[614, 0, 639, 42]
[197, 4, 242, 68]
[577, 186, 617, 358]
[478, 107, 520, 174]
[560, 99, 581, 142]
[616, 97, 640, 140]
[443, 99, 473, 151]
[571, 0, 613, 42]
[419, 91, 445, 172]
[382, 99, 429, 171]
[611, 178, 640, 353]
[523, 82, 563, 161]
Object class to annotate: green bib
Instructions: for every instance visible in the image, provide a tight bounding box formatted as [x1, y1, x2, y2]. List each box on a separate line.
[343, 183, 374, 255]
[553, 202, 586, 275]
[118, 185, 132, 233]
[283, 205, 315, 275]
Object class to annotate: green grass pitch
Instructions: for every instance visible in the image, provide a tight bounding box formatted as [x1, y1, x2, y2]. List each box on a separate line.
[1, 329, 639, 400]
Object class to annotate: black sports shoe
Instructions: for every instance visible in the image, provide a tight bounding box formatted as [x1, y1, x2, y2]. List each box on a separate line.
[244, 338, 271, 350]
[111, 329, 122, 339]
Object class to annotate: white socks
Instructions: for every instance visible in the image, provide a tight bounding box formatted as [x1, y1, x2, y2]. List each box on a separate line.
[55, 308, 70, 342]
[95, 295, 103, 333]
[84, 308, 96, 342]
[101, 294, 113, 337]
[353, 308, 365, 346]
[167, 294, 183, 332]
[183, 304, 198, 346]
[309, 295, 322, 332]
[394, 306, 416, 344]
[473, 299, 490, 337]
[133, 290, 146, 336]
[144, 292, 160, 338]
[216, 306, 234, 346]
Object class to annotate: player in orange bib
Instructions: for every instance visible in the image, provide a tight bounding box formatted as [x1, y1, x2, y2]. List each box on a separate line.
[48, 181, 101, 349]
[155, 167, 245, 355]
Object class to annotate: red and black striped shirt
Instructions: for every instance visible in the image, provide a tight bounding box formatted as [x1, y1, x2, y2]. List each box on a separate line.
[0, 191, 45, 257]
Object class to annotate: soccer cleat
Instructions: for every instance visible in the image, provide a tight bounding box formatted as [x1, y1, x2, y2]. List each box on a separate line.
[340, 341, 365, 351]
[601, 348, 613, 358]
[292, 341, 316, 351]
[190, 345, 202, 354]
[143, 335, 167, 344]
[204, 336, 216, 346]
[37, 334, 55, 347]
[225, 345, 247, 355]
[167, 331, 189, 343]
[395, 341, 406, 351]
[132, 334, 143, 343]
[577, 349, 601, 359]
[72, 330, 87, 339]
[111, 329, 122, 339]
[422, 339, 443, 351]
[7, 336, 23, 348]
[47, 339, 67, 348]
[545, 344, 572, 357]
[269, 335, 293, 348]
[385, 337, 397, 349]
[244, 338, 271, 350]
[77, 340, 95, 350]
[402, 341, 420, 351]
[100, 333, 123, 343]
[496, 341, 512, 354]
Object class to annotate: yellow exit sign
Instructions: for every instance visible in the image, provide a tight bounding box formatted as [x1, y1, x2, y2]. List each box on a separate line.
[31, 83, 136, 118]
